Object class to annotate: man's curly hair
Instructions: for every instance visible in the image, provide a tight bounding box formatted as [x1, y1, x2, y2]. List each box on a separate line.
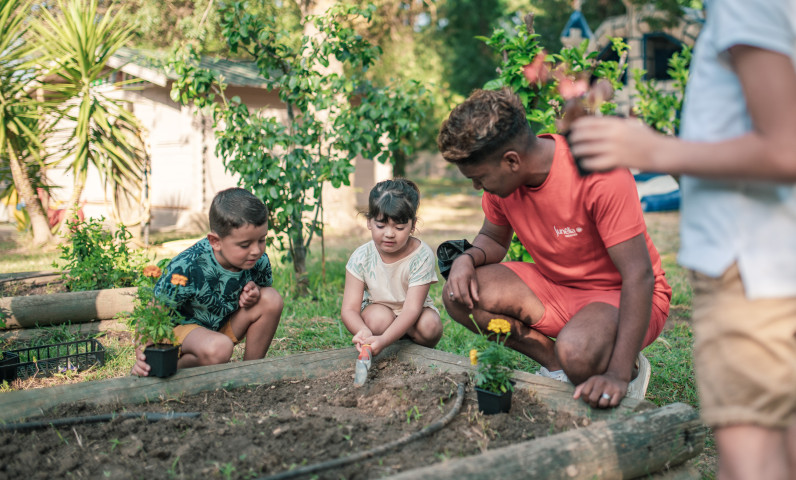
[437, 88, 534, 165]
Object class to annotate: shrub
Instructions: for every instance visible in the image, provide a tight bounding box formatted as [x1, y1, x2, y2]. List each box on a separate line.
[56, 216, 148, 291]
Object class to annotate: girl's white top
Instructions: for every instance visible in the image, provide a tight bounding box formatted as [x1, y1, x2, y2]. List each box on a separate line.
[346, 239, 439, 315]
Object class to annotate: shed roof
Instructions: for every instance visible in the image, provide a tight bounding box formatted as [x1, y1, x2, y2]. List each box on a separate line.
[108, 47, 268, 88]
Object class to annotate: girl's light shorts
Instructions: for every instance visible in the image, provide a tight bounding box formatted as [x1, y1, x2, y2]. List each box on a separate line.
[690, 263, 796, 429]
[501, 261, 670, 349]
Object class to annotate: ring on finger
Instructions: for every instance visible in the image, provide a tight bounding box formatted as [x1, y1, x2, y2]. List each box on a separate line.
[601, 393, 611, 400]
[449, 291, 454, 297]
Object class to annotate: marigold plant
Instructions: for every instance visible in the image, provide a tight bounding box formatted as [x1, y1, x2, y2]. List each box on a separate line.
[129, 260, 182, 347]
[470, 317, 517, 394]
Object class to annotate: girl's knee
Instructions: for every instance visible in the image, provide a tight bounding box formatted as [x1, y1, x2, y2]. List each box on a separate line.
[362, 304, 395, 333]
[413, 312, 443, 346]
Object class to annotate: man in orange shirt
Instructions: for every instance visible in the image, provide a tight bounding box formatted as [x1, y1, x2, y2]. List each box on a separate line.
[437, 88, 671, 408]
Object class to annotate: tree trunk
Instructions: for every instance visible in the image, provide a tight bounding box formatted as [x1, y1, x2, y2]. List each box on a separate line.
[56, 181, 85, 239]
[7, 149, 53, 246]
[392, 149, 407, 177]
[291, 226, 309, 296]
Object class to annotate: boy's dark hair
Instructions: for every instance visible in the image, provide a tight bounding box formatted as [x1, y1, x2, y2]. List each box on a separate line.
[437, 87, 535, 165]
[366, 178, 420, 225]
[209, 188, 268, 238]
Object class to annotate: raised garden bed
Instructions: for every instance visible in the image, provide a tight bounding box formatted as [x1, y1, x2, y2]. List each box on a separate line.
[0, 342, 705, 479]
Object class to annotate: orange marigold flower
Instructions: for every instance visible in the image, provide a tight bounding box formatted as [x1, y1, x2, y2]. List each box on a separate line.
[142, 265, 162, 279]
[469, 349, 478, 366]
[170, 274, 188, 286]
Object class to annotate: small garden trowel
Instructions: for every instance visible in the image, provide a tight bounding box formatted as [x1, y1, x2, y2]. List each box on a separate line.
[353, 344, 372, 387]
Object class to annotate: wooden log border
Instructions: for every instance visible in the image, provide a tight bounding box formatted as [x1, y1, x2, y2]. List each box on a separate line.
[0, 287, 136, 329]
[0, 341, 706, 478]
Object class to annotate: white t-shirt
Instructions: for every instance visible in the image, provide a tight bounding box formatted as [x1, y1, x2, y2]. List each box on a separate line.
[678, 0, 796, 298]
[346, 239, 439, 315]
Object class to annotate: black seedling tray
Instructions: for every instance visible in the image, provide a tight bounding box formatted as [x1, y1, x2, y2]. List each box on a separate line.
[3, 338, 105, 379]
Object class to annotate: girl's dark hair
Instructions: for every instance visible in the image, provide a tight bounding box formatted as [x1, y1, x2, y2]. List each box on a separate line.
[209, 187, 268, 238]
[366, 179, 420, 225]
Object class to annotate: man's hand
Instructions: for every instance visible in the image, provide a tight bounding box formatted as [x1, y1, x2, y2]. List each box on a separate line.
[130, 346, 151, 377]
[446, 254, 480, 309]
[572, 373, 629, 409]
[239, 281, 260, 309]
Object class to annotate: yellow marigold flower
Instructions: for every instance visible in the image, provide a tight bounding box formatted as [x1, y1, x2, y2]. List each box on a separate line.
[170, 274, 188, 287]
[469, 349, 478, 365]
[487, 318, 511, 335]
[142, 265, 162, 279]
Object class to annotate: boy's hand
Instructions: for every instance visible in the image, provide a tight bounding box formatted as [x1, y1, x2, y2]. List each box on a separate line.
[130, 346, 151, 377]
[239, 281, 260, 309]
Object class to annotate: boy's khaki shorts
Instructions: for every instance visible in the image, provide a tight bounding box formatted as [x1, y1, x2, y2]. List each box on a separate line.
[690, 263, 796, 429]
[172, 322, 240, 357]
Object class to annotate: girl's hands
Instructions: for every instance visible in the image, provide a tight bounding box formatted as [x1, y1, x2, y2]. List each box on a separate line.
[352, 328, 373, 351]
[352, 329, 388, 356]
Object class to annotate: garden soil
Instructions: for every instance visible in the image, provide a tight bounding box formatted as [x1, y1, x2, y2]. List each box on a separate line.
[0, 358, 586, 480]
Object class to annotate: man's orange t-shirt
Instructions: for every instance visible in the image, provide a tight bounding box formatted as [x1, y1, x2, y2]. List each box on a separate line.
[482, 134, 671, 300]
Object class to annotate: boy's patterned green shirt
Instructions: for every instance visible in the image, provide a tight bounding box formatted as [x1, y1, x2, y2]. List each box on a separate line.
[154, 238, 273, 331]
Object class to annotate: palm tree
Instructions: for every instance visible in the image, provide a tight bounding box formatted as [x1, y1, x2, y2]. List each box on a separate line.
[0, 0, 54, 246]
[34, 0, 147, 233]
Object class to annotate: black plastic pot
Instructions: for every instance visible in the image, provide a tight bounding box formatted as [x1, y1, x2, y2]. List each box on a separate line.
[145, 344, 179, 378]
[0, 351, 20, 382]
[475, 384, 513, 415]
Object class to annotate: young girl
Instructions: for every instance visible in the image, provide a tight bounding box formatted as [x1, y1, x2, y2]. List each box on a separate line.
[341, 179, 443, 357]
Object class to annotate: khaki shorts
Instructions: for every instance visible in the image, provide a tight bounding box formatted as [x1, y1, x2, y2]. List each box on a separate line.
[690, 263, 796, 429]
[172, 322, 240, 357]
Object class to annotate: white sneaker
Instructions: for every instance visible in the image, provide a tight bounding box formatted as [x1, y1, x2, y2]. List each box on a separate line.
[536, 366, 573, 384]
[626, 352, 651, 400]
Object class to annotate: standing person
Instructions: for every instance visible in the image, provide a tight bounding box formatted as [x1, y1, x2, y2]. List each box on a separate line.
[131, 187, 284, 376]
[341, 179, 443, 357]
[437, 88, 672, 407]
[569, 0, 796, 477]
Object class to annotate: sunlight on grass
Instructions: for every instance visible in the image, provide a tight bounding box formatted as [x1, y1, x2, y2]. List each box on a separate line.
[0, 234, 60, 273]
[645, 323, 698, 408]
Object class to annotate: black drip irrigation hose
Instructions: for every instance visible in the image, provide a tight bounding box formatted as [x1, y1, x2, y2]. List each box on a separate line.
[257, 381, 467, 480]
[1, 411, 201, 433]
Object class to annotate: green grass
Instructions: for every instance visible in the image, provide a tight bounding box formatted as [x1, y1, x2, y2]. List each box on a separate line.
[0, 233, 60, 273]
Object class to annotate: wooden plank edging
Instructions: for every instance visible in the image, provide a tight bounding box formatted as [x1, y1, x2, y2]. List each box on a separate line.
[0, 287, 137, 329]
[0, 341, 651, 423]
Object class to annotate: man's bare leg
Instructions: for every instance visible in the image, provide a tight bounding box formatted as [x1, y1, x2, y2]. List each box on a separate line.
[443, 264, 559, 370]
